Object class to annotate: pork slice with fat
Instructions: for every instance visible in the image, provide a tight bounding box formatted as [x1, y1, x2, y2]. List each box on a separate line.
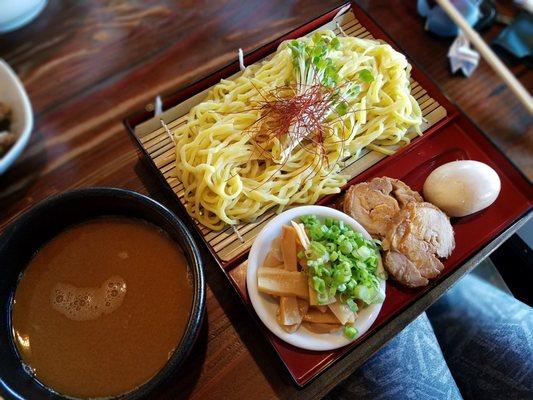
[384, 251, 428, 287]
[343, 177, 401, 238]
[383, 202, 454, 286]
[402, 202, 455, 258]
[390, 178, 423, 207]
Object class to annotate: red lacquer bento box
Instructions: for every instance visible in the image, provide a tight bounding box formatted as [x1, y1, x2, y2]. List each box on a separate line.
[124, 2, 532, 387]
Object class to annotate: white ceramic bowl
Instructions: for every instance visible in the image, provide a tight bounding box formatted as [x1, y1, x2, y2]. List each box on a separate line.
[0, 0, 48, 33]
[246, 205, 386, 351]
[0, 59, 33, 174]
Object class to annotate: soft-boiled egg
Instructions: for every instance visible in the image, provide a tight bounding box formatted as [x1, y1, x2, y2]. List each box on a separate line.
[423, 160, 501, 217]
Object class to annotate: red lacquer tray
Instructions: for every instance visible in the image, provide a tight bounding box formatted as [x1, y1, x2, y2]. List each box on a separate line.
[125, 2, 532, 387]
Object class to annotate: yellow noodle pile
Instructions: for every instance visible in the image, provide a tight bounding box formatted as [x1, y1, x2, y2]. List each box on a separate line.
[173, 31, 422, 230]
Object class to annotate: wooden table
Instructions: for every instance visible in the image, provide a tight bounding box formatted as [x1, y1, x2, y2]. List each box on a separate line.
[0, 1, 531, 398]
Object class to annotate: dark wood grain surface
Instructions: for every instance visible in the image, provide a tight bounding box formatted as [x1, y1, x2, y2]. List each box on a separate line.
[0, 1, 531, 399]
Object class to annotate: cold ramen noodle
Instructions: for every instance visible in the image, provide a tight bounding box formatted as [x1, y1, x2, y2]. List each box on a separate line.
[173, 31, 422, 230]
[11, 218, 193, 399]
[257, 215, 385, 338]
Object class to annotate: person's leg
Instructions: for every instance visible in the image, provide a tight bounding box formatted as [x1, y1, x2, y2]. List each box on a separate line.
[326, 313, 462, 400]
[427, 273, 533, 400]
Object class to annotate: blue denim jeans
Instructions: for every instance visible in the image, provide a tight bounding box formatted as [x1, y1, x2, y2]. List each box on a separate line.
[326, 274, 533, 400]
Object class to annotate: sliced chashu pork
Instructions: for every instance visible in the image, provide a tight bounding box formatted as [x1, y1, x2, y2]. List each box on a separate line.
[391, 179, 424, 208]
[343, 177, 422, 238]
[383, 202, 455, 287]
[384, 251, 429, 287]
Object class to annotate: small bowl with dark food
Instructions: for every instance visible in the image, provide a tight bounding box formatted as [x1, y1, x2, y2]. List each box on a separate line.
[0, 58, 33, 174]
[0, 188, 206, 399]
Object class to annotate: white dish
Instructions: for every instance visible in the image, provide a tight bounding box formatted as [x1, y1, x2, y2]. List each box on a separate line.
[246, 205, 386, 351]
[0, 0, 48, 33]
[0, 59, 33, 174]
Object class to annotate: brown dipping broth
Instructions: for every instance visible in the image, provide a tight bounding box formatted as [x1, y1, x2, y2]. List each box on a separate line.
[11, 217, 193, 398]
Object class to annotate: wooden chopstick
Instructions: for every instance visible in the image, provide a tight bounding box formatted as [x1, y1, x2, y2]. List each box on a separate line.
[436, 0, 533, 114]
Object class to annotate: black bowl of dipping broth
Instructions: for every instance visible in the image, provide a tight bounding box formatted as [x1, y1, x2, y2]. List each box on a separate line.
[0, 188, 206, 399]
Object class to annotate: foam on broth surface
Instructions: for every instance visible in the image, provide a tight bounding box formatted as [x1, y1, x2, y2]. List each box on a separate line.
[11, 217, 193, 398]
[50, 276, 128, 321]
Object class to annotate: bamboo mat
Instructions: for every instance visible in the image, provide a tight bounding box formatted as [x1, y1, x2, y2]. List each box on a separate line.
[134, 11, 448, 263]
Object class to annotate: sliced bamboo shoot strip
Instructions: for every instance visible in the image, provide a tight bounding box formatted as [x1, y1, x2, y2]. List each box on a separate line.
[308, 284, 336, 306]
[281, 225, 298, 271]
[303, 322, 343, 334]
[291, 221, 310, 250]
[303, 308, 340, 324]
[328, 302, 356, 325]
[280, 323, 299, 333]
[279, 296, 302, 325]
[298, 299, 309, 316]
[279, 227, 301, 327]
[257, 268, 309, 299]
[308, 284, 319, 306]
[271, 236, 283, 261]
[263, 251, 283, 268]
